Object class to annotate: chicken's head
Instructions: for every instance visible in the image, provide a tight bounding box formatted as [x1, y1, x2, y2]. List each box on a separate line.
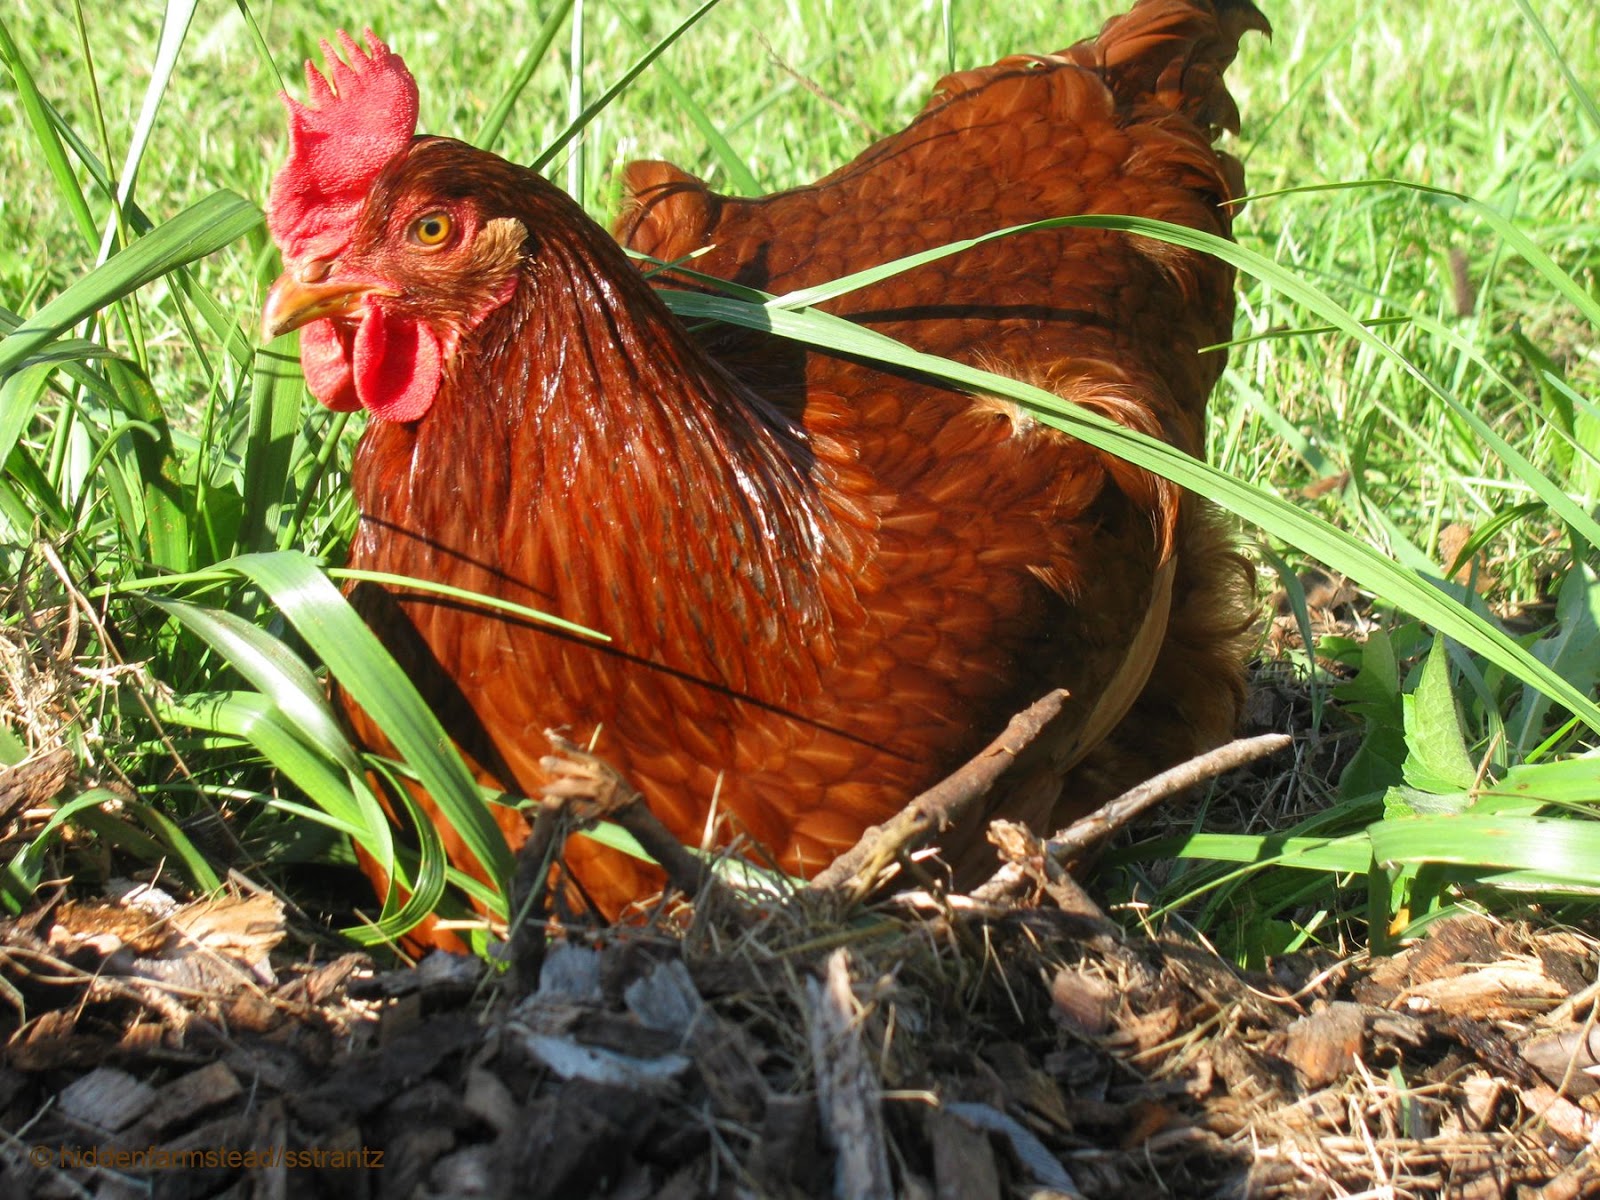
[261, 32, 525, 422]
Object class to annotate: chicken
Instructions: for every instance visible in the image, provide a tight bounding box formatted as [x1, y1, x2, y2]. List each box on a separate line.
[261, 0, 1263, 947]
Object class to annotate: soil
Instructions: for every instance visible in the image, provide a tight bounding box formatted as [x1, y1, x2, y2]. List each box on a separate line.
[2, 878, 1597, 1199]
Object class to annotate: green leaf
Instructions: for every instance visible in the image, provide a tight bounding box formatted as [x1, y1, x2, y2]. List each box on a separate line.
[103, 360, 189, 571]
[0, 191, 262, 378]
[1336, 629, 1408, 799]
[1479, 754, 1600, 813]
[151, 599, 362, 773]
[0, 15, 96, 247]
[238, 338, 306, 554]
[1383, 784, 1472, 818]
[217, 551, 516, 906]
[1368, 814, 1600, 892]
[1401, 636, 1477, 795]
[0, 363, 55, 470]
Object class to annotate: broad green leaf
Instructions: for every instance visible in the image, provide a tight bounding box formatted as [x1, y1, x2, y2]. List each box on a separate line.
[0, 363, 54, 469]
[103, 359, 189, 571]
[1336, 630, 1408, 800]
[217, 551, 516, 905]
[1479, 754, 1600, 812]
[1382, 784, 1472, 817]
[1401, 636, 1477, 795]
[151, 599, 362, 773]
[1167, 832, 1375, 875]
[1369, 814, 1600, 891]
[238, 338, 306, 553]
[1507, 560, 1600, 756]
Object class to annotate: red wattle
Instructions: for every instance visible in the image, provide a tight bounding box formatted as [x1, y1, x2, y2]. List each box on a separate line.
[352, 305, 442, 423]
[299, 320, 361, 411]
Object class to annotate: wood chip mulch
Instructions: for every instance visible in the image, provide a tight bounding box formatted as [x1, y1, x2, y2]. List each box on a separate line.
[2, 882, 1598, 1200]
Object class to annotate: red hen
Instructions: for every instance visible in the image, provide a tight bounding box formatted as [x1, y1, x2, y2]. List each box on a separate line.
[262, 1, 1264, 947]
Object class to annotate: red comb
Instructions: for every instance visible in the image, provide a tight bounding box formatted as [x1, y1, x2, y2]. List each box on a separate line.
[266, 30, 418, 263]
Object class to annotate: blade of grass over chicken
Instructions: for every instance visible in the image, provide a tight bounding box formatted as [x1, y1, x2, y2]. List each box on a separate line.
[664, 289, 1600, 734]
[112, 561, 609, 643]
[739, 205, 1600, 553]
[239, 337, 310, 555]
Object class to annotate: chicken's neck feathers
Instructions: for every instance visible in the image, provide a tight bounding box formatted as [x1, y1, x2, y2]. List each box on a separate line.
[352, 200, 863, 701]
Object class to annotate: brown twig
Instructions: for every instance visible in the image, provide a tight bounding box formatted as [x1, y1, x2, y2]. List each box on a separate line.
[971, 732, 1292, 907]
[808, 688, 1068, 898]
[542, 731, 732, 911]
[1046, 732, 1292, 862]
[507, 795, 566, 992]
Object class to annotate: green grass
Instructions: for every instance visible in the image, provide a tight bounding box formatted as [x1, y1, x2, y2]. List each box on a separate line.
[2, 0, 1597, 955]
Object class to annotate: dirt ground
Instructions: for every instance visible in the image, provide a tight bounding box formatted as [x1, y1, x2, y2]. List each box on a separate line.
[2, 865, 1597, 1199]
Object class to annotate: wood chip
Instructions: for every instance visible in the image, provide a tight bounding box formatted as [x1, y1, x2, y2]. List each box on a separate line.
[1282, 1002, 1366, 1088]
[944, 1101, 1081, 1197]
[462, 1065, 520, 1136]
[1523, 1025, 1600, 1096]
[1520, 1084, 1595, 1149]
[56, 1067, 157, 1132]
[1400, 963, 1567, 1021]
[928, 1106, 1001, 1200]
[1461, 1074, 1504, 1132]
[134, 1061, 242, 1137]
[1049, 965, 1114, 1038]
[806, 948, 893, 1200]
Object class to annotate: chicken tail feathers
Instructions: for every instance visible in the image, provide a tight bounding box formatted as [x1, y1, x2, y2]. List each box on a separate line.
[1065, 0, 1271, 138]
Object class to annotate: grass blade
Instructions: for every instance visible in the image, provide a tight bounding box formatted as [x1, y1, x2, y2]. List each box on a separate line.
[0, 191, 261, 378]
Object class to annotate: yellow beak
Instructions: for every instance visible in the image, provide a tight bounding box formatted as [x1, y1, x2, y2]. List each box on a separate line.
[261, 274, 384, 341]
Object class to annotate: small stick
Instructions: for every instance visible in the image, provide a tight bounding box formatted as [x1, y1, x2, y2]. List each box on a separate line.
[970, 732, 1293, 906]
[1044, 732, 1292, 863]
[809, 689, 1068, 897]
[542, 731, 732, 910]
[507, 795, 566, 992]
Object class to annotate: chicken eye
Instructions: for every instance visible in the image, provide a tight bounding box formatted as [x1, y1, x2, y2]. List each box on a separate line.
[410, 212, 454, 248]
